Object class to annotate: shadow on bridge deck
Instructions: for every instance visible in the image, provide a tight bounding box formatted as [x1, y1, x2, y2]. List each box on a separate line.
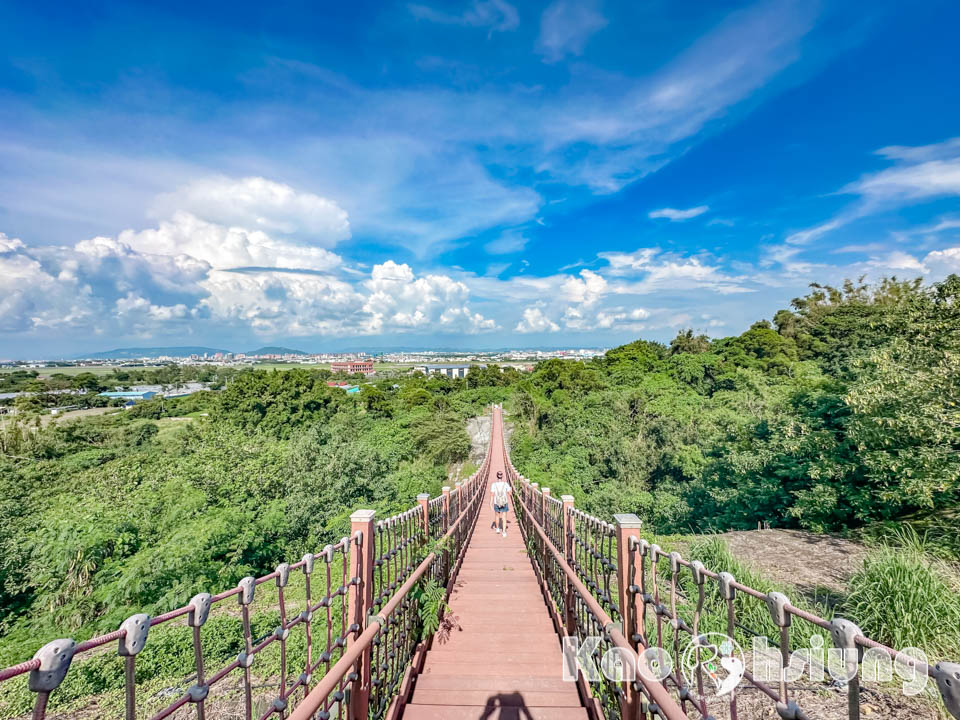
[401, 407, 589, 720]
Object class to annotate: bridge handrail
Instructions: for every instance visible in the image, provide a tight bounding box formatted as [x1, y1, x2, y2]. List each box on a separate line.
[0, 408, 499, 720]
[511, 479, 688, 720]
[288, 463, 487, 720]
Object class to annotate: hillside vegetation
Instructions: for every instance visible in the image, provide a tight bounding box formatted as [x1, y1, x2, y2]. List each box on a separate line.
[511, 275, 959, 542]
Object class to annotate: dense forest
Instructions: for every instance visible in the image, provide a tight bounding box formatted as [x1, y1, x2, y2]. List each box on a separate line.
[0, 275, 957, 714]
[511, 275, 959, 542]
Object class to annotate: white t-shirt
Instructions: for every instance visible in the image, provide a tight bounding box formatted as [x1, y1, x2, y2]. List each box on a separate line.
[490, 481, 511, 506]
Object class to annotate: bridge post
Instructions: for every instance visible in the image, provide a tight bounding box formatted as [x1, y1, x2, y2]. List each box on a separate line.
[417, 493, 430, 537]
[542, 489, 551, 600]
[530, 483, 539, 525]
[348, 509, 376, 720]
[614, 514, 644, 720]
[441, 486, 451, 532]
[561, 495, 576, 638]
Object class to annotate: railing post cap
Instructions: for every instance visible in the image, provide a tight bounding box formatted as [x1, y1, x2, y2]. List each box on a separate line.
[417, 493, 430, 500]
[561, 494, 575, 503]
[543, 487, 550, 494]
[613, 513, 643, 529]
[29, 638, 76, 692]
[531, 482, 539, 488]
[442, 486, 451, 492]
[350, 509, 377, 522]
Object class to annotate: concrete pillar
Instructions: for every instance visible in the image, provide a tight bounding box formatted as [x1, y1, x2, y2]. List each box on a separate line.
[347, 509, 376, 720]
[614, 513, 644, 720]
[441, 486, 451, 531]
[417, 493, 430, 537]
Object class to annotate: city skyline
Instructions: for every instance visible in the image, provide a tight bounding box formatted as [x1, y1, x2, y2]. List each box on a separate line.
[2, 0, 959, 356]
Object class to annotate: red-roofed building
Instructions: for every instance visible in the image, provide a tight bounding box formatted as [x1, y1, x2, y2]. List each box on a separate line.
[330, 359, 374, 375]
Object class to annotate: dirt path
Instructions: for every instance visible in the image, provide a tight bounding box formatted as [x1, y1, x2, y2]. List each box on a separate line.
[719, 528, 868, 595]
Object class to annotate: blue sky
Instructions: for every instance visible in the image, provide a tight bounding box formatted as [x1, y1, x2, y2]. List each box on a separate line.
[1, 0, 959, 357]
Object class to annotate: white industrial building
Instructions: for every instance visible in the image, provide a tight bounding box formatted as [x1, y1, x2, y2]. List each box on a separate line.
[413, 363, 486, 379]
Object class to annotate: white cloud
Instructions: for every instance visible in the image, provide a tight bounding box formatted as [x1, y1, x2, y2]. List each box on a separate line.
[924, 247, 960, 277]
[865, 250, 929, 274]
[201, 270, 364, 336]
[153, 176, 350, 245]
[855, 246, 960, 281]
[119, 212, 342, 272]
[485, 230, 529, 254]
[649, 206, 709, 222]
[515, 307, 560, 333]
[849, 139, 960, 201]
[598, 248, 751, 293]
[0, 181, 499, 342]
[537, 0, 608, 62]
[0, 234, 92, 333]
[531, 0, 819, 191]
[361, 261, 495, 335]
[786, 138, 960, 244]
[561, 269, 607, 306]
[409, 0, 520, 32]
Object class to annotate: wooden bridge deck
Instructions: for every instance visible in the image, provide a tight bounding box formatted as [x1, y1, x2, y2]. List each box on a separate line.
[402, 408, 588, 720]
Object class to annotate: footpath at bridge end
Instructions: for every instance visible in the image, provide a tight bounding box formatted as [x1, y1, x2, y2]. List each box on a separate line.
[1, 406, 959, 720]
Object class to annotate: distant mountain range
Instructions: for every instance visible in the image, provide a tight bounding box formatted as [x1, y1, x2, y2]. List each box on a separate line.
[245, 346, 307, 355]
[74, 346, 232, 360]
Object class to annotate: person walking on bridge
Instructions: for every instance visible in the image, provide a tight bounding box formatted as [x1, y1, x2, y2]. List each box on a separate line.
[490, 470, 511, 538]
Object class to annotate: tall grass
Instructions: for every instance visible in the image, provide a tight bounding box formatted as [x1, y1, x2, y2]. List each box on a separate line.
[861, 514, 960, 563]
[841, 527, 960, 658]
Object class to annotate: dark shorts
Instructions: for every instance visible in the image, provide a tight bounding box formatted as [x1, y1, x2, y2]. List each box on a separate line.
[494, 503, 509, 513]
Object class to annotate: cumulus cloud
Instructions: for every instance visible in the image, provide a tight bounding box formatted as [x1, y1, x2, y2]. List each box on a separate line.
[924, 247, 960, 277]
[649, 206, 709, 222]
[201, 270, 364, 336]
[857, 246, 960, 280]
[515, 307, 560, 333]
[119, 212, 342, 272]
[153, 177, 350, 245]
[0, 232, 204, 336]
[0, 172, 502, 344]
[561, 269, 607, 306]
[537, 0, 608, 62]
[0, 229, 499, 341]
[362, 261, 495, 334]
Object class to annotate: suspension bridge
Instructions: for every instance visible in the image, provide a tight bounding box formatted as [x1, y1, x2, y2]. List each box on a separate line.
[1, 406, 958, 720]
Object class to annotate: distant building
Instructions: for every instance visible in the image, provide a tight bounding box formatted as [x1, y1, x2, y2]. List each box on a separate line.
[330, 359, 375, 375]
[414, 363, 485, 379]
[100, 390, 157, 401]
